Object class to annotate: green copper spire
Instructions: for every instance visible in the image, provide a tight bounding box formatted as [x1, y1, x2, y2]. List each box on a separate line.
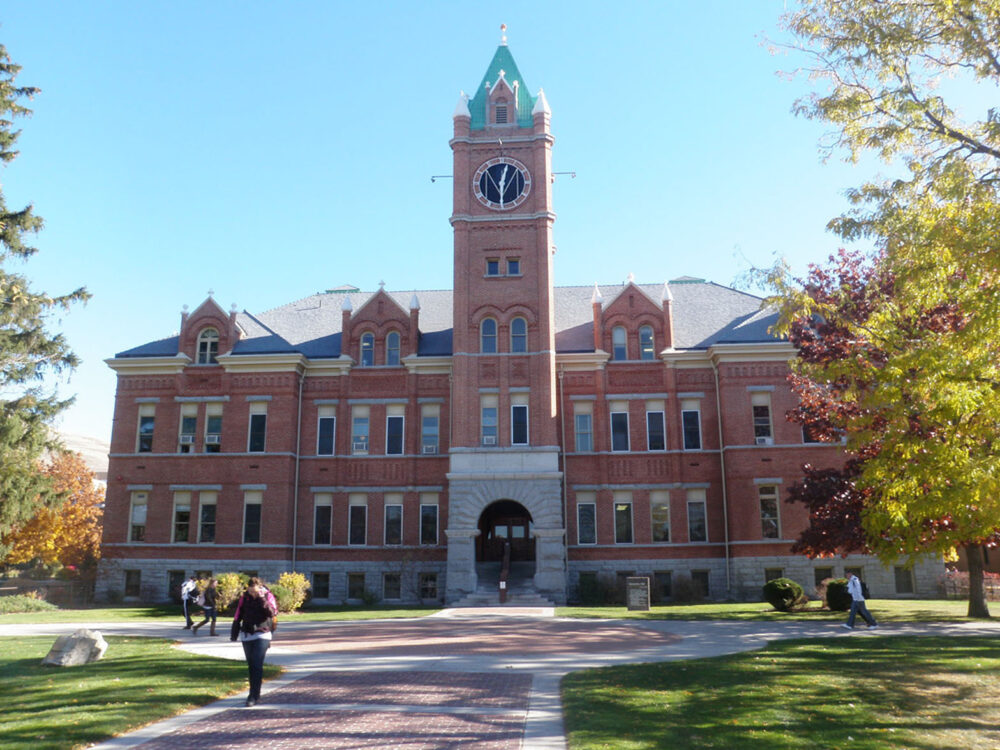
[468, 29, 537, 130]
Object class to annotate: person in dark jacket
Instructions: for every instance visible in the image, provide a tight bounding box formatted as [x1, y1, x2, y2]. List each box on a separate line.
[192, 578, 218, 636]
[230, 577, 278, 706]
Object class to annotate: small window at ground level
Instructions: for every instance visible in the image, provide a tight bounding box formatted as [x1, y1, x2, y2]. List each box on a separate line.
[894, 566, 915, 595]
[690, 570, 710, 598]
[814, 567, 834, 588]
[383, 573, 402, 600]
[764, 568, 784, 583]
[653, 571, 672, 602]
[312, 572, 330, 599]
[419, 572, 438, 600]
[124, 570, 141, 598]
[347, 573, 365, 600]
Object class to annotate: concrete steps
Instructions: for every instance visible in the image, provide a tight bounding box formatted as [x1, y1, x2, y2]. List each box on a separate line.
[450, 562, 557, 608]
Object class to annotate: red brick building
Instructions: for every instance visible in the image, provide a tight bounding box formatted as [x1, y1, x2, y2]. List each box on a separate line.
[98, 40, 942, 605]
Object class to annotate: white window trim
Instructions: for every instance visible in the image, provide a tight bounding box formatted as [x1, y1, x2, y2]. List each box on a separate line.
[384, 503, 404, 545]
[385, 414, 405, 456]
[646, 410, 666, 452]
[511, 403, 529, 445]
[577, 502, 597, 545]
[610, 411, 630, 452]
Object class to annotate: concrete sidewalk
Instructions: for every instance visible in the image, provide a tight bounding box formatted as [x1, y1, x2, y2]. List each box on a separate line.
[7, 614, 1000, 749]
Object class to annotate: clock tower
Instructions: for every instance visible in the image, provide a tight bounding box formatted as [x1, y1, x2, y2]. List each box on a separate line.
[445, 31, 566, 604]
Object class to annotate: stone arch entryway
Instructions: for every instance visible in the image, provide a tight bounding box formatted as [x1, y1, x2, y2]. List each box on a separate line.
[477, 499, 535, 563]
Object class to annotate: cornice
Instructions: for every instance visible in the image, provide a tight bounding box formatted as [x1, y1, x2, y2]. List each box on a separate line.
[556, 351, 610, 371]
[215, 352, 307, 373]
[450, 133, 554, 146]
[450, 211, 556, 225]
[403, 355, 453, 375]
[105, 354, 191, 375]
[708, 342, 797, 363]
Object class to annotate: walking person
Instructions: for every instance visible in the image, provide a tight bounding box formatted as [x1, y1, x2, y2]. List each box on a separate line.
[192, 578, 219, 635]
[230, 577, 278, 707]
[842, 572, 878, 630]
[180, 575, 198, 629]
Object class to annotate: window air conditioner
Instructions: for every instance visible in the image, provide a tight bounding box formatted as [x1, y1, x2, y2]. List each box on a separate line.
[352, 441, 369, 453]
[422, 445, 438, 454]
[179, 435, 195, 445]
[481, 435, 497, 445]
[205, 434, 221, 445]
[755, 436, 773, 445]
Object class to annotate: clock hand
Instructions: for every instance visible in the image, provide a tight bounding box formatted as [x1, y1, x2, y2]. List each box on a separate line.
[498, 165, 509, 206]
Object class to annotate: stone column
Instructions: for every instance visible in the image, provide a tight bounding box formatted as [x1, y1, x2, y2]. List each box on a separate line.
[533, 527, 567, 602]
[445, 527, 480, 602]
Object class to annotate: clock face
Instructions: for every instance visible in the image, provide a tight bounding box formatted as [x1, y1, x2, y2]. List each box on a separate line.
[473, 157, 531, 210]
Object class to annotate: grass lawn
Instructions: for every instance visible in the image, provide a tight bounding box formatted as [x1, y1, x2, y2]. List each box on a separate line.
[562, 635, 1000, 750]
[557, 598, 976, 622]
[0, 603, 440, 625]
[0, 635, 281, 750]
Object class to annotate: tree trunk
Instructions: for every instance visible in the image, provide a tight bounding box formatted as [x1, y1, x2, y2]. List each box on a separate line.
[965, 543, 991, 619]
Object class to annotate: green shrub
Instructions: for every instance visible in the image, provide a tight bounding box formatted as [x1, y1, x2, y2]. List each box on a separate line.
[276, 572, 310, 612]
[762, 577, 806, 611]
[0, 594, 59, 614]
[215, 572, 249, 612]
[825, 578, 852, 611]
[267, 583, 295, 613]
[577, 572, 617, 605]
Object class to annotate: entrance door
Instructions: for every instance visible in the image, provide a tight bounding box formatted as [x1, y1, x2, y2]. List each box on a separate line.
[477, 500, 535, 562]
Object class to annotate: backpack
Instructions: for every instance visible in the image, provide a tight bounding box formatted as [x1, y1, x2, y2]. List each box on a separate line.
[861, 581, 872, 599]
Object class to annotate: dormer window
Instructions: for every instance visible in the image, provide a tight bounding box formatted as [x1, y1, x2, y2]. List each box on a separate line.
[386, 331, 401, 366]
[197, 328, 219, 364]
[495, 99, 508, 124]
[360, 333, 375, 367]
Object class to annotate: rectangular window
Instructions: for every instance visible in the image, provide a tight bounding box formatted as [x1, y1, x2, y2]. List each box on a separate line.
[752, 392, 773, 443]
[205, 404, 223, 453]
[511, 398, 529, 445]
[317, 406, 336, 455]
[352, 406, 370, 454]
[653, 571, 672, 602]
[894, 566, 915, 595]
[614, 494, 633, 544]
[765, 568, 784, 583]
[577, 494, 596, 545]
[248, 402, 267, 453]
[421, 404, 440, 454]
[386, 412, 405, 455]
[845, 566, 864, 580]
[486, 258, 500, 276]
[507, 257, 520, 275]
[312, 572, 330, 599]
[420, 499, 439, 545]
[759, 485, 780, 539]
[574, 410, 593, 452]
[610, 403, 630, 452]
[383, 573, 402, 600]
[124, 570, 141, 598]
[687, 490, 707, 542]
[172, 492, 191, 543]
[384, 498, 403, 545]
[129, 492, 147, 542]
[651, 491, 670, 542]
[348, 495, 367, 545]
[681, 399, 702, 450]
[802, 425, 824, 444]
[198, 491, 217, 543]
[646, 409, 666, 451]
[419, 572, 438, 600]
[481, 394, 498, 445]
[347, 573, 365, 600]
[243, 491, 262, 544]
[314, 494, 332, 545]
[691, 570, 710, 598]
[178, 404, 197, 453]
[814, 567, 834, 588]
[137, 405, 155, 453]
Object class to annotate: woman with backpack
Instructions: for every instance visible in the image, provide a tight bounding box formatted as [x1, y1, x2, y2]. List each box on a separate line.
[230, 577, 279, 706]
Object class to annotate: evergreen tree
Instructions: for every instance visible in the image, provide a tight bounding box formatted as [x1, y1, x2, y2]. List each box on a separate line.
[0, 43, 89, 547]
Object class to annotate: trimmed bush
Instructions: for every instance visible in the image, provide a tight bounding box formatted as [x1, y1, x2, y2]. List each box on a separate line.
[0, 594, 59, 614]
[268, 583, 294, 613]
[276, 572, 310, 612]
[762, 577, 805, 611]
[825, 578, 852, 611]
[215, 572, 249, 612]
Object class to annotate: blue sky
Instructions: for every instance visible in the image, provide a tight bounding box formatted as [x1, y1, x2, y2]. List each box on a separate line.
[2, 1, 875, 443]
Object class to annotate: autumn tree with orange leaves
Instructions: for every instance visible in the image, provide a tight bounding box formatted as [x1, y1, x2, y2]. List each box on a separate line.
[2, 452, 104, 574]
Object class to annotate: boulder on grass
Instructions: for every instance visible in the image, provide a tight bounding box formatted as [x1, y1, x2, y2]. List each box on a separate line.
[42, 629, 108, 666]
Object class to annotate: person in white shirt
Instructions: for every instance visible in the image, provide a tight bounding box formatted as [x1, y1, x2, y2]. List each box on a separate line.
[180, 576, 198, 629]
[842, 573, 878, 630]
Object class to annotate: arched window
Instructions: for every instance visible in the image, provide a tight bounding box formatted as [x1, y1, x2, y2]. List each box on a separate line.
[481, 318, 497, 354]
[360, 333, 375, 367]
[639, 325, 655, 360]
[612, 326, 627, 361]
[386, 331, 401, 366]
[197, 328, 219, 364]
[510, 317, 527, 353]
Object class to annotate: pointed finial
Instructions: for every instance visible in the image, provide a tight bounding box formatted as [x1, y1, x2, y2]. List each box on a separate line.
[627, 272, 635, 284]
[230, 303, 238, 313]
[453, 90, 471, 119]
[532, 88, 551, 116]
[661, 282, 673, 302]
[501, 23, 507, 45]
[498, 69, 506, 80]
[207, 288, 215, 298]
[341, 296, 353, 312]
[409, 293, 420, 311]
[379, 280, 385, 290]
[591, 283, 604, 305]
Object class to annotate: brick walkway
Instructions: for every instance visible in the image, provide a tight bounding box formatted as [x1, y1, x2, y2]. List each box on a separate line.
[134, 670, 532, 749]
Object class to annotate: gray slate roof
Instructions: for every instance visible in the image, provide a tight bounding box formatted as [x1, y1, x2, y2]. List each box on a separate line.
[116, 280, 779, 359]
